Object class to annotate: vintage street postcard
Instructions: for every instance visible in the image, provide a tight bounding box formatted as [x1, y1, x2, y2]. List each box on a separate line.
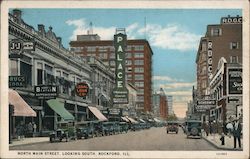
[0, 0, 249, 158]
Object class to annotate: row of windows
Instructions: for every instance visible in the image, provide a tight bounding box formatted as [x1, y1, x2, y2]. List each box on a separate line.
[201, 41, 240, 52]
[71, 45, 144, 52]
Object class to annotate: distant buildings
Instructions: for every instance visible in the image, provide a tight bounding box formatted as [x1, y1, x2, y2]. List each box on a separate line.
[152, 88, 168, 120]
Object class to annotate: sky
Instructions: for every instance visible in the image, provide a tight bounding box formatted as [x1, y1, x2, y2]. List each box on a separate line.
[15, 8, 241, 118]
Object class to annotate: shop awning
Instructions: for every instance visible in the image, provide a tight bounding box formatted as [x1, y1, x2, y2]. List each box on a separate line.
[46, 99, 74, 121]
[121, 116, 130, 122]
[154, 118, 161, 123]
[126, 117, 138, 123]
[139, 119, 146, 123]
[88, 106, 108, 121]
[9, 89, 36, 117]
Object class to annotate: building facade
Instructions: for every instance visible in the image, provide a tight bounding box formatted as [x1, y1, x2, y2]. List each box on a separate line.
[69, 35, 153, 113]
[196, 15, 242, 124]
[8, 10, 109, 137]
[196, 15, 242, 98]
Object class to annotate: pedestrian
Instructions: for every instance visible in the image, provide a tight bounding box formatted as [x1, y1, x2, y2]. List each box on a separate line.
[232, 118, 242, 149]
[204, 122, 209, 136]
[28, 122, 33, 137]
[33, 122, 37, 137]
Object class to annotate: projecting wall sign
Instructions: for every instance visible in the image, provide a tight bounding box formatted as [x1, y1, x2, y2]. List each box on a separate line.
[112, 32, 129, 104]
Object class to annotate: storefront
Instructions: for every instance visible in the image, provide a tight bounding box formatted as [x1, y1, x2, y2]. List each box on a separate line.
[9, 89, 37, 138]
[88, 106, 108, 121]
[45, 99, 75, 130]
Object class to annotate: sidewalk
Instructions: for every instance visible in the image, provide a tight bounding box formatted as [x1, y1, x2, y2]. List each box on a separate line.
[202, 133, 243, 151]
[9, 137, 49, 147]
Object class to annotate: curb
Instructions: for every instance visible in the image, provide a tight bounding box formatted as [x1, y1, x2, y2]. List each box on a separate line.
[202, 136, 243, 151]
[9, 140, 49, 147]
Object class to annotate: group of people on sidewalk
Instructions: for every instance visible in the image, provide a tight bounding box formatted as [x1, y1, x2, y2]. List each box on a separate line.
[202, 117, 242, 149]
[15, 121, 37, 139]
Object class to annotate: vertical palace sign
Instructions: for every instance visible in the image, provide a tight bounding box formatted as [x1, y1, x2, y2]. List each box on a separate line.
[112, 32, 129, 104]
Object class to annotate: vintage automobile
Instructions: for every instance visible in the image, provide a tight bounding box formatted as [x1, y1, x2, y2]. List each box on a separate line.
[119, 122, 129, 133]
[102, 122, 115, 135]
[185, 120, 202, 138]
[49, 121, 77, 143]
[166, 121, 179, 134]
[76, 121, 95, 139]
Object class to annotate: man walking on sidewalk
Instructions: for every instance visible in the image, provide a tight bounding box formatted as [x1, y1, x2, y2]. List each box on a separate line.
[232, 118, 242, 149]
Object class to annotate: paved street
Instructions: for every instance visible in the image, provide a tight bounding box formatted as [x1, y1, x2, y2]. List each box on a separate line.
[10, 127, 217, 151]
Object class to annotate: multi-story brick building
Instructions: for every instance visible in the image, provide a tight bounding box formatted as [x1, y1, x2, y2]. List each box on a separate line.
[69, 34, 153, 112]
[196, 15, 242, 123]
[196, 15, 242, 98]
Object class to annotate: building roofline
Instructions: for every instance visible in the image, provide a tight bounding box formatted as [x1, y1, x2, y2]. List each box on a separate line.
[69, 39, 154, 55]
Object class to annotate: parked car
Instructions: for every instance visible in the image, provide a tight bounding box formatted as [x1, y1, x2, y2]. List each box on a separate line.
[102, 122, 115, 135]
[49, 121, 76, 143]
[119, 122, 129, 133]
[166, 121, 179, 134]
[76, 121, 95, 139]
[185, 120, 202, 139]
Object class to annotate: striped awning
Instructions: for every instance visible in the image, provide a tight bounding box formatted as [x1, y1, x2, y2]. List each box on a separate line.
[9, 89, 36, 117]
[88, 106, 108, 121]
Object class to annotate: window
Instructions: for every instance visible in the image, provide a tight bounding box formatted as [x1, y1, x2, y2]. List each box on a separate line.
[98, 46, 107, 52]
[134, 60, 144, 65]
[56, 70, 61, 77]
[137, 96, 144, 101]
[63, 72, 69, 79]
[211, 28, 222, 36]
[230, 42, 239, 49]
[126, 53, 132, 58]
[134, 53, 144, 58]
[230, 56, 238, 63]
[99, 53, 107, 59]
[9, 60, 18, 75]
[126, 67, 132, 72]
[20, 61, 32, 86]
[126, 45, 132, 51]
[135, 81, 144, 87]
[134, 67, 144, 73]
[134, 45, 144, 51]
[110, 60, 115, 66]
[126, 74, 132, 80]
[137, 89, 144, 94]
[201, 42, 207, 52]
[37, 69, 43, 85]
[201, 80, 206, 89]
[134, 74, 144, 80]
[110, 53, 115, 59]
[87, 46, 96, 52]
[126, 60, 132, 66]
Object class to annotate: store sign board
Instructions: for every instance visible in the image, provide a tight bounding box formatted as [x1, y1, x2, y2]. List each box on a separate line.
[112, 32, 128, 104]
[9, 39, 23, 58]
[35, 85, 58, 99]
[221, 17, 242, 24]
[9, 76, 26, 87]
[75, 82, 89, 97]
[23, 41, 35, 51]
[227, 68, 242, 95]
[195, 100, 216, 112]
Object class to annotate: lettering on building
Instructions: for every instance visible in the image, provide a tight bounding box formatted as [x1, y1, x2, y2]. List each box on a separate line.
[227, 68, 242, 95]
[221, 16, 242, 24]
[207, 41, 213, 79]
[112, 32, 128, 104]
